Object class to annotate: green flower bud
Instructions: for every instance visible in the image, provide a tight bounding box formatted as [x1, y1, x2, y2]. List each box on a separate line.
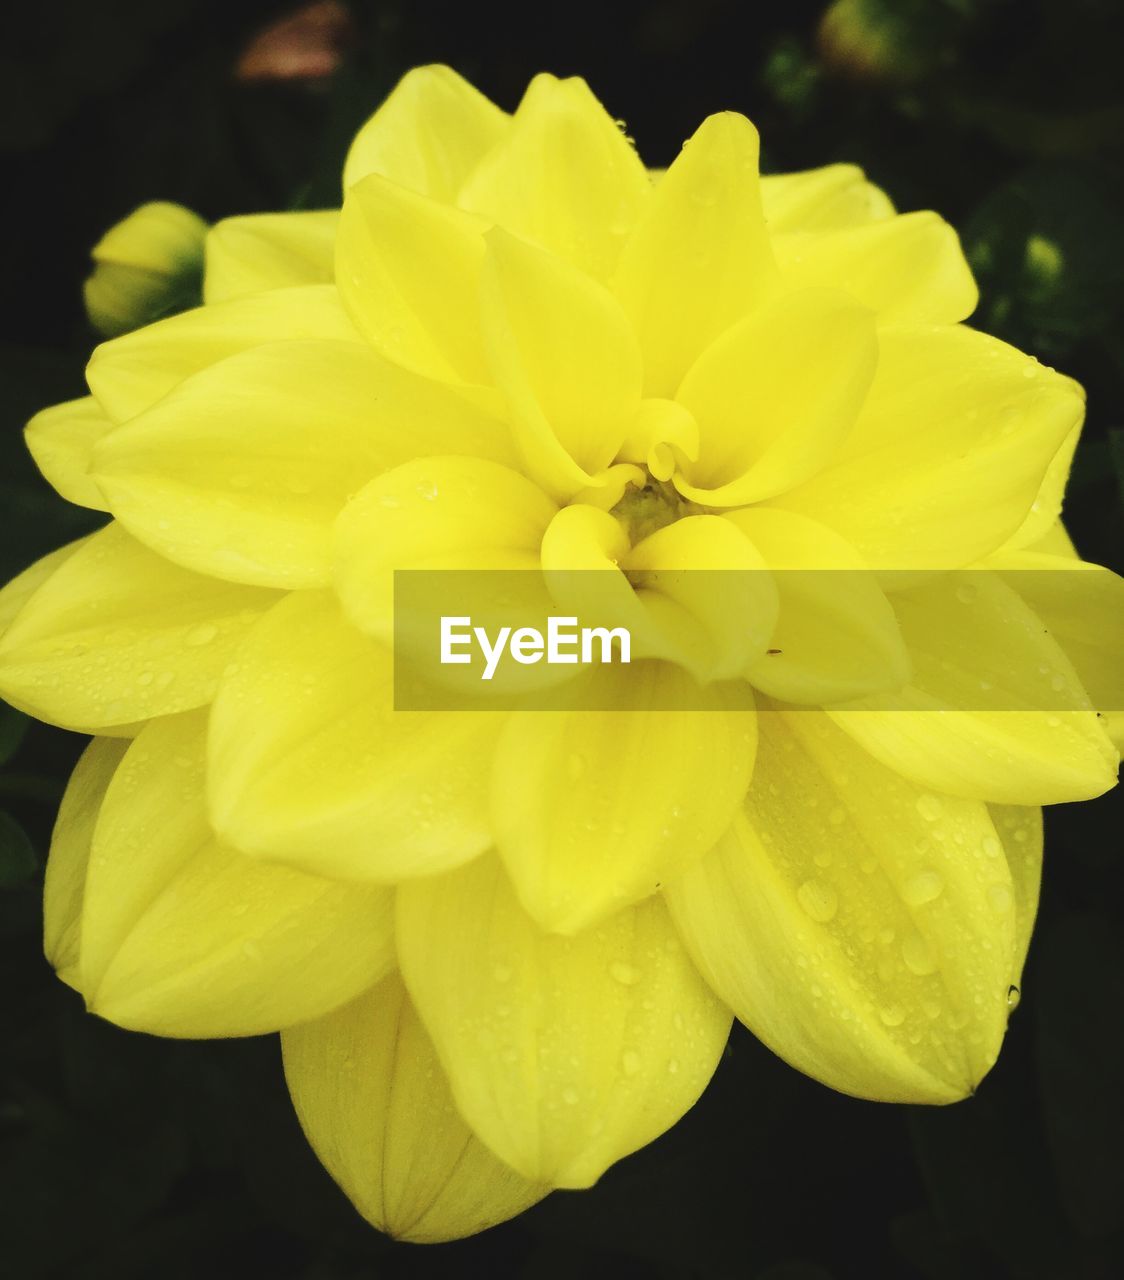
[84, 201, 207, 337]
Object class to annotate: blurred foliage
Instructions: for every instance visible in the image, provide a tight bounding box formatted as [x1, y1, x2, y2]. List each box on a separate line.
[1, 1, 1122, 1276]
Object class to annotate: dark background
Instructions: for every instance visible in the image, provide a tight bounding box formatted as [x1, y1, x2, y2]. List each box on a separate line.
[1, 2, 1122, 1276]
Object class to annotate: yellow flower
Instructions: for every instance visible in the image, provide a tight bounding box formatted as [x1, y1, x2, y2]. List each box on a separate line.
[83, 201, 208, 337]
[2, 65, 1121, 1241]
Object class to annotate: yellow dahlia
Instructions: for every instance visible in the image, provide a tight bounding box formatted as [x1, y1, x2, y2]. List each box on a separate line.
[2, 65, 1121, 1242]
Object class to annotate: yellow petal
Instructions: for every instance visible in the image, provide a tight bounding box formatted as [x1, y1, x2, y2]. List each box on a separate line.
[726, 507, 911, 703]
[43, 737, 128, 990]
[283, 972, 548, 1242]
[82, 711, 394, 1037]
[539, 504, 652, 650]
[24, 397, 113, 511]
[0, 523, 278, 731]
[996, 422, 1081, 553]
[991, 804, 1043, 984]
[989, 550, 1124, 749]
[775, 325, 1085, 569]
[337, 175, 489, 383]
[397, 854, 731, 1188]
[624, 515, 778, 680]
[92, 340, 510, 588]
[481, 228, 642, 498]
[675, 287, 877, 506]
[773, 211, 978, 324]
[828, 571, 1118, 804]
[1026, 519, 1078, 559]
[0, 539, 87, 636]
[208, 591, 501, 881]
[459, 73, 650, 280]
[612, 111, 776, 397]
[760, 163, 895, 232]
[492, 660, 756, 933]
[86, 284, 359, 423]
[333, 455, 556, 641]
[666, 709, 1020, 1103]
[344, 64, 509, 196]
[204, 210, 337, 302]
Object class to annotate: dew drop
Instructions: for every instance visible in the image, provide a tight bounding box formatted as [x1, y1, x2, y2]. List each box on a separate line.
[987, 883, 1014, 913]
[609, 961, 641, 986]
[915, 794, 943, 822]
[902, 932, 938, 975]
[562, 1086, 580, 1105]
[667, 1058, 680, 1075]
[796, 879, 838, 923]
[621, 1049, 642, 1077]
[955, 582, 978, 605]
[902, 870, 944, 906]
[982, 835, 1001, 859]
[879, 1004, 907, 1027]
[185, 623, 219, 647]
[1007, 984, 1021, 1010]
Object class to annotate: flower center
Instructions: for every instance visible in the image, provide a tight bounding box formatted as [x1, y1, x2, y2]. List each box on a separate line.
[610, 475, 691, 544]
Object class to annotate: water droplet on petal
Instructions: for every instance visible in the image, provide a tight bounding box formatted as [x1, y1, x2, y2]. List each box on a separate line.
[902, 932, 938, 975]
[902, 870, 944, 906]
[915, 794, 943, 822]
[988, 883, 1013, 913]
[185, 622, 219, 646]
[879, 1004, 906, 1027]
[609, 961, 641, 985]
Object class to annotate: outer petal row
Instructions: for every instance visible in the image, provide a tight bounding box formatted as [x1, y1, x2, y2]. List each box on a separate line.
[43, 714, 394, 1038]
[668, 710, 1030, 1103]
[397, 853, 732, 1188]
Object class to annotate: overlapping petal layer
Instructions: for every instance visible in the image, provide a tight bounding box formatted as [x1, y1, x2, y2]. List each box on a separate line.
[57, 712, 395, 1037]
[208, 591, 501, 881]
[92, 340, 512, 587]
[667, 711, 1025, 1103]
[204, 210, 338, 302]
[775, 325, 1085, 568]
[283, 973, 549, 1241]
[829, 571, 1117, 803]
[0, 523, 278, 730]
[24, 396, 114, 511]
[398, 853, 732, 1188]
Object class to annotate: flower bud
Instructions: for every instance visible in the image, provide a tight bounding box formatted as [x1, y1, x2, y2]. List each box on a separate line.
[84, 201, 207, 337]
